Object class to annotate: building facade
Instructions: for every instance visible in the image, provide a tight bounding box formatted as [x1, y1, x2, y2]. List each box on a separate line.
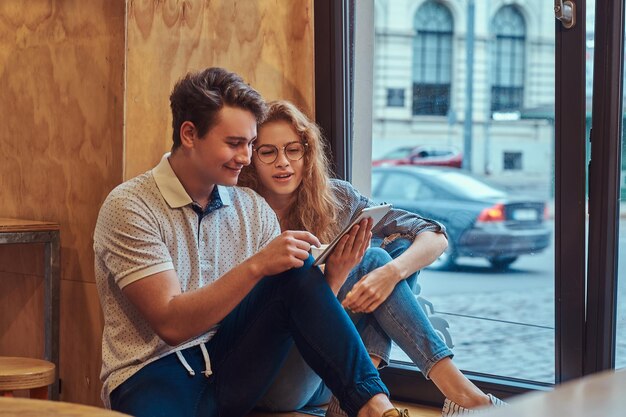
[372, 0, 556, 177]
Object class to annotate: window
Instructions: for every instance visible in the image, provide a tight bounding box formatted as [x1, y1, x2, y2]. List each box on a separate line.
[503, 152, 523, 170]
[387, 88, 405, 107]
[412, 1, 453, 116]
[321, 0, 621, 406]
[491, 6, 526, 113]
[363, 0, 559, 393]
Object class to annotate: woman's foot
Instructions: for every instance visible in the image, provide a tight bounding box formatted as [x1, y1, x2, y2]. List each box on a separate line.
[441, 393, 507, 416]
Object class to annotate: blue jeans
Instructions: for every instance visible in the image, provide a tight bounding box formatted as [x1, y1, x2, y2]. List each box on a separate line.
[109, 256, 388, 417]
[257, 238, 453, 412]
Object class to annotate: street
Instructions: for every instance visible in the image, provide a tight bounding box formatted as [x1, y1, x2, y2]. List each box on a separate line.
[389, 220, 626, 383]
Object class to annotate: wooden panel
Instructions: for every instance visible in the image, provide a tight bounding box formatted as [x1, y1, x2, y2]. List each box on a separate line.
[480, 369, 626, 417]
[0, 219, 59, 233]
[0, 245, 44, 276]
[125, 0, 315, 179]
[1, 0, 315, 408]
[59, 280, 104, 406]
[0, 0, 126, 284]
[0, 272, 44, 360]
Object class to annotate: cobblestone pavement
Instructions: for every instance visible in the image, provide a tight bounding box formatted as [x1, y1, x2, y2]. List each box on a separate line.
[390, 287, 626, 383]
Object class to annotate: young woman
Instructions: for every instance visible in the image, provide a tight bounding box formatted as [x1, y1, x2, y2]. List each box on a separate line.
[238, 100, 505, 417]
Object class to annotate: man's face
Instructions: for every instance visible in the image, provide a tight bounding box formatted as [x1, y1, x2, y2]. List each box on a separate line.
[190, 106, 257, 187]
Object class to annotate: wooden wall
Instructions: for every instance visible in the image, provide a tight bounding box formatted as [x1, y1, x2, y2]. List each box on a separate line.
[0, 0, 314, 407]
[125, 0, 314, 179]
[0, 0, 126, 406]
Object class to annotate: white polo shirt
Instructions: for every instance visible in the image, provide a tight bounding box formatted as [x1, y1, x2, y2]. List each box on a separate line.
[94, 154, 280, 405]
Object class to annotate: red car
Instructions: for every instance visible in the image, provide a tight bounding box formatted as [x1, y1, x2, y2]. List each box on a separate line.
[372, 145, 463, 168]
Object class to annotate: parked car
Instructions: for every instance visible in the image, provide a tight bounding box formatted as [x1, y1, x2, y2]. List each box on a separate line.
[372, 145, 463, 168]
[371, 166, 551, 270]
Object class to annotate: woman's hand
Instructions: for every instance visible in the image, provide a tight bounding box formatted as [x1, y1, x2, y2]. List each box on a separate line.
[341, 262, 402, 313]
[324, 218, 373, 293]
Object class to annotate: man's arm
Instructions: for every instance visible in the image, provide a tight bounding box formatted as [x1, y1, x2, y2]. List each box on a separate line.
[122, 230, 321, 346]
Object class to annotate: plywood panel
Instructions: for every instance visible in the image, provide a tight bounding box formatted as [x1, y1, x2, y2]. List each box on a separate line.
[59, 280, 104, 406]
[1, 0, 315, 408]
[0, 272, 44, 359]
[0, 0, 126, 284]
[125, 0, 314, 179]
[0, 244, 44, 276]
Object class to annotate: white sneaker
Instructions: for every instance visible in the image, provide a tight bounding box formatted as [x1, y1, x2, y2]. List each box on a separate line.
[441, 394, 507, 416]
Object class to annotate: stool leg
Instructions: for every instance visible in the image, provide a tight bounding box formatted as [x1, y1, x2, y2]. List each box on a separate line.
[1, 391, 15, 397]
[30, 386, 49, 400]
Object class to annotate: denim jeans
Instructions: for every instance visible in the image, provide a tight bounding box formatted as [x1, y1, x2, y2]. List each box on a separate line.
[257, 238, 453, 412]
[109, 256, 388, 417]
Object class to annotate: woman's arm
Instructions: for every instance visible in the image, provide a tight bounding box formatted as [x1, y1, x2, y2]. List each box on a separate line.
[341, 231, 447, 313]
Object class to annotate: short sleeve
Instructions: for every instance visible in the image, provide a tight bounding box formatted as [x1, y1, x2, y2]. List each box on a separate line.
[245, 187, 281, 248]
[94, 193, 174, 289]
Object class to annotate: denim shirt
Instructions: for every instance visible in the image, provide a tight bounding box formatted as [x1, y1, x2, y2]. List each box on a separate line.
[330, 179, 447, 245]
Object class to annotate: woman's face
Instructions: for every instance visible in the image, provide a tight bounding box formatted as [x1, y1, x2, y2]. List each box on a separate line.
[253, 120, 306, 201]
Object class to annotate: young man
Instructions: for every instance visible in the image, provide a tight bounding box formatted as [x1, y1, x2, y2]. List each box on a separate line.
[94, 67, 410, 417]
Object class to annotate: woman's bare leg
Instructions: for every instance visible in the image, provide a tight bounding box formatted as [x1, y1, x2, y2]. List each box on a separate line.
[428, 358, 490, 408]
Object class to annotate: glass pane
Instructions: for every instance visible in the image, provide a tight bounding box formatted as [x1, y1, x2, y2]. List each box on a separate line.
[370, 0, 556, 383]
[617, 0, 626, 370]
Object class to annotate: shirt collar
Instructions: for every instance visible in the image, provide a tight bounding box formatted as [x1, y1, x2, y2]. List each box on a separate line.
[152, 153, 232, 209]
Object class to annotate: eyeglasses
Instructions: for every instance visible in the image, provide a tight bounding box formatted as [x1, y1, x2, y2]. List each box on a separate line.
[253, 141, 308, 164]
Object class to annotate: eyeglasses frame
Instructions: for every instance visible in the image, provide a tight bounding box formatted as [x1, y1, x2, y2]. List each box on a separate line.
[253, 141, 308, 164]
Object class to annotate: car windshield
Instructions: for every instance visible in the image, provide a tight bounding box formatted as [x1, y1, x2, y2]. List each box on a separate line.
[433, 170, 506, 199]
[381, 147, 413, 159]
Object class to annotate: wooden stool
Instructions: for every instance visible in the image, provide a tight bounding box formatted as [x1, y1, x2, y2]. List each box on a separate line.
[0, 357, 56, 399]
[0, 397, 131, 416]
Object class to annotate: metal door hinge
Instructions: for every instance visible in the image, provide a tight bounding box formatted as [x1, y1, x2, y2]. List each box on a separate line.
[555, 0, 576, 29]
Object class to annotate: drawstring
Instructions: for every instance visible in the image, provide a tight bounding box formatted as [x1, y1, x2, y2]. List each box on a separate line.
[175, 344, 212, 378]
[200, 343, 213, 377]
[176, 350, 195, 376]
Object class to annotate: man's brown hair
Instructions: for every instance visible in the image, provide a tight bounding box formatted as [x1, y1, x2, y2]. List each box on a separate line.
[169, 67, 267, 150]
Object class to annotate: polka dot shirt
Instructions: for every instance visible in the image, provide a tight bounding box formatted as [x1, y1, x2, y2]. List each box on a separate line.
[93, 154, 280, 405]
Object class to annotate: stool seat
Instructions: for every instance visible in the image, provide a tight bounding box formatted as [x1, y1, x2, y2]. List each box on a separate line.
[0, 397, 131, 416]
[0, 357, 56, 398]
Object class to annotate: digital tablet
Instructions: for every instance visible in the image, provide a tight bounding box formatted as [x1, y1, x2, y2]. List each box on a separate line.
[312, 204, 392, 266]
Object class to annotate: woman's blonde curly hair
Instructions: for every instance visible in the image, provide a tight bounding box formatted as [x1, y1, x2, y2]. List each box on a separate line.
[238, 100, 340, 243]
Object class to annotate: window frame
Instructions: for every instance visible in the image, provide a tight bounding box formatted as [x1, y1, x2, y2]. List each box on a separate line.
[314, 0, 622, 405]
[585, 0, 624, 374]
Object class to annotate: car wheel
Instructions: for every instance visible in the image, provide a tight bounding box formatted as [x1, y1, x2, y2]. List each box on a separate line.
[428, 242, 457, 271]
[488, 256, 518, 270]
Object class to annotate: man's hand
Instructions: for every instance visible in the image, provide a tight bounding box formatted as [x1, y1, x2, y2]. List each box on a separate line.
[251, 230, 321, 277]
[324, 218, 373, 293]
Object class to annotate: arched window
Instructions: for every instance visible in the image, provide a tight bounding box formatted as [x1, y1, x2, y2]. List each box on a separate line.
[491, 6, 526, 112]
[412, 1, 453, 116]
